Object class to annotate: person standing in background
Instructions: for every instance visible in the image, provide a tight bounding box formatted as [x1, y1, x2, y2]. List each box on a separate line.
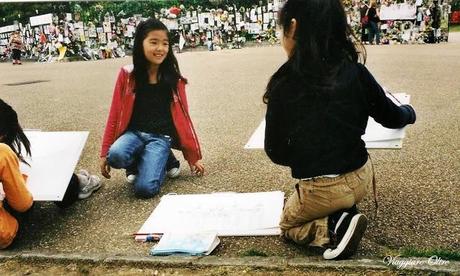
[367, 0, 380, 45]
[9, 31, 23, 65]
[430, 0, 442, 42]
[359, 1, 369, 43]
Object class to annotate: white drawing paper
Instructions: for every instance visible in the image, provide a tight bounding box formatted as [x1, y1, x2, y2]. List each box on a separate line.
[136, 191, 284, 240]
[20, 131, 89, 201]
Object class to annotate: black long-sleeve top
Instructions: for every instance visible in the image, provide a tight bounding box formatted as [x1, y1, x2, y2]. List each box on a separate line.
[129, 82, 176, 138]
[367, 7, 380, 23]
[264, 62, 416, 179]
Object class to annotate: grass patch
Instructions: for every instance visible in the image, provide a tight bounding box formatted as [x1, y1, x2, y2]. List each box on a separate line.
[450, 24, 460, 32]
[241, 249, 268, 257]
[400, 247, 460, 261]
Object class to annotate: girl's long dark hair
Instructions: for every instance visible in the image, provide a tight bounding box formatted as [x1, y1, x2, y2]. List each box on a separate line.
[132, 18, 186, 93]
[264, 0, 366, 103]
[0, 99, 31, 164]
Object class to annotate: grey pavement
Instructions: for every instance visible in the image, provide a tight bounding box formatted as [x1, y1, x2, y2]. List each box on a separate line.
[0, 40, 459, 273]
[1, 252, 459, 274]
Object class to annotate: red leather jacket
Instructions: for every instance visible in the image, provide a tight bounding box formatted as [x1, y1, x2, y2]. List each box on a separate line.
[100, 65, 202, 164]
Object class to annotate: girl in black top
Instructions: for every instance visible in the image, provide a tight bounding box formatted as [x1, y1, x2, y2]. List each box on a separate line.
[367, 0, 380, 44]
[264, 0, 415, 260]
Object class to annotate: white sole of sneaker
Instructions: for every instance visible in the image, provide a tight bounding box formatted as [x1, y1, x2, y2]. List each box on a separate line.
[167, 167, 181, 178]
[323, 214, 368, 260]
[334, 212, 349, 233]
[126, 174, 136, 184]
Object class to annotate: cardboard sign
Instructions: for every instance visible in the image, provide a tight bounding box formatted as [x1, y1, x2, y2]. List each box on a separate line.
[136, 191, 284, 240]
[20, 131, 89, 201]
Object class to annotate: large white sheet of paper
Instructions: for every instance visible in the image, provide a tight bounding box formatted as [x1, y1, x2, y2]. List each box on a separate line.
[19, 131, 89, 201]
[136, 191, 284, 240]
[245, 93, 410, 150]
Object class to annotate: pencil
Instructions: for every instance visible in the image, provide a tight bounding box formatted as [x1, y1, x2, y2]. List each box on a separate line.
[132, 233, 163, 236]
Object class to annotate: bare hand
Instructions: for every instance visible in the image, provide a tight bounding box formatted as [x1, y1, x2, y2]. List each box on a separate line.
[189, 160, 205, 176]
[100, 157, 111, 179]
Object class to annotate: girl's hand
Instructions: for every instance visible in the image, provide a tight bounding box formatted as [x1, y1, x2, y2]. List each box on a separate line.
[189, 160, 205, 176]
[100, 157, 111, 179]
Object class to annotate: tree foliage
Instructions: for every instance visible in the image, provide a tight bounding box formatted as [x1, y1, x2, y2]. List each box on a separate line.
[0, 0, 264, 26]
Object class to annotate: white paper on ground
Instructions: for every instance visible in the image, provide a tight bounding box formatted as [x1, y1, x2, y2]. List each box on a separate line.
[20, 131, 89, 201]
[150, 231, 220, 256]
[136, 191, 284, 240]
[245, 93, 410, 150]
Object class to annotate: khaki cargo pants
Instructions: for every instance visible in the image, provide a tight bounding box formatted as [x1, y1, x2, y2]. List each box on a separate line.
[280, 159, 372, 247]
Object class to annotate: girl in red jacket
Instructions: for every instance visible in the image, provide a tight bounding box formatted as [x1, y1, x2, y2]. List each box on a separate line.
[100, 18, 204, 198]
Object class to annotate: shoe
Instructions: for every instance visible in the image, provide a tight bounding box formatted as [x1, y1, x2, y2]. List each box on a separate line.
[77, 170, 101, 199]
[327, 205, 359, 235]
[166, 159, 180, 178]
[167, 166, 181, 178]
[125, 167, 138, 184]
[323, 213, 368, 260]
[126, 174, 137, 184]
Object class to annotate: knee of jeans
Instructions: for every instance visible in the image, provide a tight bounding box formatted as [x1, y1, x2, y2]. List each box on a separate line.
[134, 180, 161, 199]
[107, 149, 132, 169]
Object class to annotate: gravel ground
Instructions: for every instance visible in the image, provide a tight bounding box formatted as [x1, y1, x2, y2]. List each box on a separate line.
[0, 39, 459, 260]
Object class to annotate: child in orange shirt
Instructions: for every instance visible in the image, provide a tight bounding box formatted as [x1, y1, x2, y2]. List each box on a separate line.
[0, 99, 33, 249]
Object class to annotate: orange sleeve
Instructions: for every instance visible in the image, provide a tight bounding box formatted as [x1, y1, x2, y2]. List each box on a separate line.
[0, 143, 33, 212]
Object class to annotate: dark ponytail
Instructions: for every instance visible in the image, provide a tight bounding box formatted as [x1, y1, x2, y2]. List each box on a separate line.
[264, 0, 366, 104]
[0, 99, 31, 164]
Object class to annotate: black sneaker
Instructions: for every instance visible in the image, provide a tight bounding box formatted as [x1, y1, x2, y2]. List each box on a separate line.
[327, 205, 359, 238]
[323, 213, 368, 260]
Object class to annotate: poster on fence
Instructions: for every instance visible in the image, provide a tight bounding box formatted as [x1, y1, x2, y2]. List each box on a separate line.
[75, 21, 84, 29]
[30, 14, 53, 27]
[98, 32, 107, 44]
[161, 18, 179, 30]
[198, 12, 212, 28]
[250, 9, 257, 22]
[126, 25, 135, 38]
[0, 24, 19, 34]
[380, 3, 416, 20]
[103, 22, 111, 33]
[247, 23, 262, 34]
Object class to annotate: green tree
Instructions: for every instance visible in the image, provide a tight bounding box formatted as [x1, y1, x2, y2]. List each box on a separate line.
[0, 0, 266, 26]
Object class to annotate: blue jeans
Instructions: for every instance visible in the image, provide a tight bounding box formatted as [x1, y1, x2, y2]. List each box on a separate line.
[368, 21, 380, 45]
[107, 130, 172, 198]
